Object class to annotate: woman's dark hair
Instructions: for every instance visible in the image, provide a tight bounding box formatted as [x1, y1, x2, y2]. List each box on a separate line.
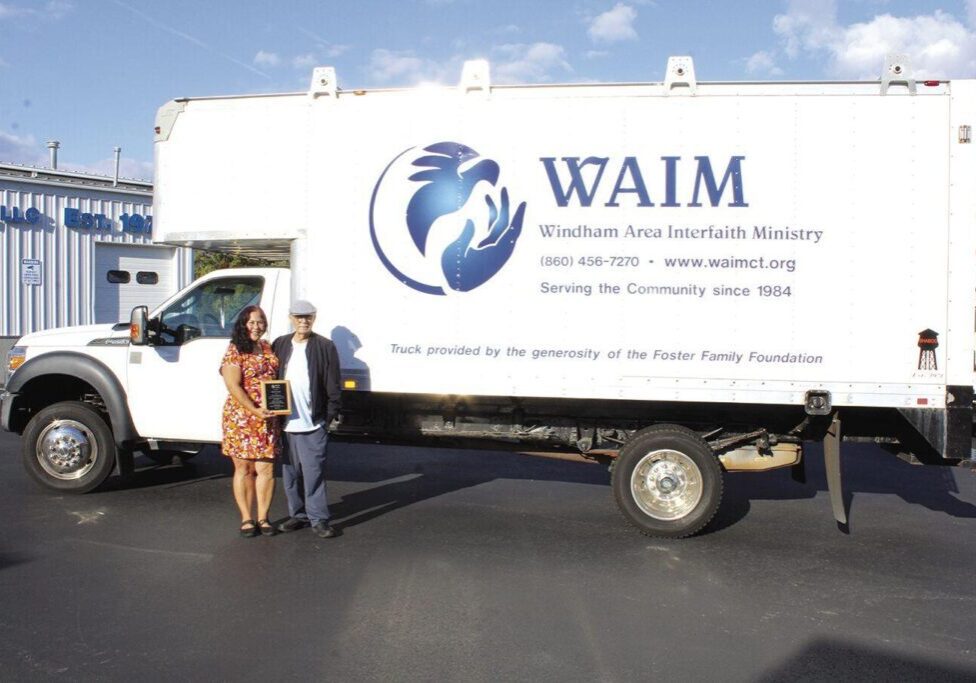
[230, 305, 267, 354]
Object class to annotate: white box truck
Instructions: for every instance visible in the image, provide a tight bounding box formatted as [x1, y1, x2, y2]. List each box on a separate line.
[3, 57, 974, 537]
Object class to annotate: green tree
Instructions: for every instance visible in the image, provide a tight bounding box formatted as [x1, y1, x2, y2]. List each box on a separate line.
[193, 250, 287, 279]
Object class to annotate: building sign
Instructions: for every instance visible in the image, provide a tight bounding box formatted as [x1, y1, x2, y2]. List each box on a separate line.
[0, 204, 151, 235]
[1, 206, 41, 224]
[21, 258, 42, 285]
[119, 212, 152, 234]
[63, 208, 113, 230]
[64, 208, 152, 234]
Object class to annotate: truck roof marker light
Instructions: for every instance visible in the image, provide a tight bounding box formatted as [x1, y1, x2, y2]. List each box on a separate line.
[343, 379, 357, 390]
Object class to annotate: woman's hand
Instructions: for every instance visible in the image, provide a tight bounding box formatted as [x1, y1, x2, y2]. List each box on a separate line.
[252, 406, 275, 420]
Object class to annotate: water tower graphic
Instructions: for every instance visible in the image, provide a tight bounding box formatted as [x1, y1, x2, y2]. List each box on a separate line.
[917, 329, 939, 370]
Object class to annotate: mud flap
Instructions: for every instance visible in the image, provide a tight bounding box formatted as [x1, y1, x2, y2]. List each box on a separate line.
[115, 449, 134, 477]
[823, 415, 848, 528]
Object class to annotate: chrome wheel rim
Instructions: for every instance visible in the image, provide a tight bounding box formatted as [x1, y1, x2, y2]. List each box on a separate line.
[630, 449, 703, 521]
[36, 420, 98, 480]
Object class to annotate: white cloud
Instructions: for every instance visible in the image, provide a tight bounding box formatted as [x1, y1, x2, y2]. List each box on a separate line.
[745, 50, 783, 76]
[253, 50, 281, 67]
[44, 0, 73, 20]
[588, 3, 638, 44]
[296, 28, 349, 59]
[79, 155, 153, 181]
[292, 53, 317, 69]
[0, 131, 152, 180]
[774, 1, 976, 79]
[367, 49, 448, 85]
[0, 130, 45, 166]
[324, 44, 348, 59]
[493, 42, 572, 84]
[772, 0, 837, 58]
[0, 0, 72, 21]
[0, 3, 24, 19]
[365, 42, 574, 87]
[968, 0, 976, 29]
[585, 50, 609, 59]
[369, 50, 424, 82]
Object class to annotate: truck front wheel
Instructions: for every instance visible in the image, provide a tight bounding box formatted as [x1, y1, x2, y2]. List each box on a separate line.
[22, 401, 117, 493]
[612, 425, 722, 538]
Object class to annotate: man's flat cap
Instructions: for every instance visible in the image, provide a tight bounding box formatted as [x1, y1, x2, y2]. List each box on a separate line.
[290, 299, 317, 315]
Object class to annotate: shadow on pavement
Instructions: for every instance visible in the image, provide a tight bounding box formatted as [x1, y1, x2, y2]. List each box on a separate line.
[0, 553, 33, 573]
[326, 444, 608, 529]
[710, 442, 976, 531]
[759, 638, 976, 682]
[91, 440, 976, 533]
[98, 446, 230, 492]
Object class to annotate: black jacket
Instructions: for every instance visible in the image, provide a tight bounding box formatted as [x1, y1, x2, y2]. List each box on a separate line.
[272, 332, 342, 427]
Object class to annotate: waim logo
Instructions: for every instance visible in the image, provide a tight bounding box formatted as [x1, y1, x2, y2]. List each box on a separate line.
[370, 141, 527, 295]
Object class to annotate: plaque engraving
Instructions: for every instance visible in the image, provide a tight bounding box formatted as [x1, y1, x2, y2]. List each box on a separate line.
[261, 380, 292, 416]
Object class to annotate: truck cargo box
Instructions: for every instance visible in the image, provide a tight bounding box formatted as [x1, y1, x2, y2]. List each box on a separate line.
[154, 60, 976, 414]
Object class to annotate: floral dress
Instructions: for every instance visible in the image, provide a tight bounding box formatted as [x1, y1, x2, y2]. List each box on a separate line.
[220, 340, 281, 460]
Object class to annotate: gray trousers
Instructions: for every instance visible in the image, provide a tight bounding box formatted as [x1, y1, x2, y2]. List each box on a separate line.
[282, 427, 330, 524]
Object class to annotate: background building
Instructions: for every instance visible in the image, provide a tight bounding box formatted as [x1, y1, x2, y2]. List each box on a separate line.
[0, 162, 192, 342]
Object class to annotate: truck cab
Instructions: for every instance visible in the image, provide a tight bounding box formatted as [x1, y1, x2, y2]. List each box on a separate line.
[2, 268, 289, 492]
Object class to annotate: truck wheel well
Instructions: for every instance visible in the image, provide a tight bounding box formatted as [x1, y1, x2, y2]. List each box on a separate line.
[5, 351, 139, 445]
[10, 375, 107, 432]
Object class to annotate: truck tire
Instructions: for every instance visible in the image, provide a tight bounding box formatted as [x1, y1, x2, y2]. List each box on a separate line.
[612, 425, 722, 538]
[22, 401, 117, 493]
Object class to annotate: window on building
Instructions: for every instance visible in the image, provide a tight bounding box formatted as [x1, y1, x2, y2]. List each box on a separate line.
[136, 271, 159, 285]
[106, 270, 130, 284]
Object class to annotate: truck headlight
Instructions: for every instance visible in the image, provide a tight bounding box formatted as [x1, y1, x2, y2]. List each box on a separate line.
[6, 346, 26, 378]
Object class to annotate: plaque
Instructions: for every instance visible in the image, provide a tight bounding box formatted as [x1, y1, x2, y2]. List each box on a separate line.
[261, 380, 292, 416]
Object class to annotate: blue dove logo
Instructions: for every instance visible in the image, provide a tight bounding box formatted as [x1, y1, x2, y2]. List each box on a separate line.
[370, 141, 527, 295]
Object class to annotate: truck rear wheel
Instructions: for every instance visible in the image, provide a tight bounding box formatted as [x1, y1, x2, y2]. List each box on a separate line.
[612, 425, 722, 538]
[22, 401, 117, 493]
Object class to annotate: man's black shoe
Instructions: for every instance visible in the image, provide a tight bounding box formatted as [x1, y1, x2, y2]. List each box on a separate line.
[313, 522, 341, 539]
[277, 517, 310, 533]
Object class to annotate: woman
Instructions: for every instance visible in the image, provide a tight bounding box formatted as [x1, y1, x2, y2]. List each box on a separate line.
[220, 305, 281, 537]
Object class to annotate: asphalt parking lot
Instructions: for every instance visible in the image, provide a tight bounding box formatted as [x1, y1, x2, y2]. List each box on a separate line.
[1, 429, 975, 681]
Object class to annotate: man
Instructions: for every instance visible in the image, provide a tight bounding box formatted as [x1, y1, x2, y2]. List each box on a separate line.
[272, 299, 342, 538]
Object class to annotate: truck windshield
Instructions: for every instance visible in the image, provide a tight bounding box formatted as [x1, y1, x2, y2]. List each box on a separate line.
[157, 276, 264, 344]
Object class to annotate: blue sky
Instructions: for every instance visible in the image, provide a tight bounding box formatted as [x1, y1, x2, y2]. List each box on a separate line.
[1, 0, 975, 180]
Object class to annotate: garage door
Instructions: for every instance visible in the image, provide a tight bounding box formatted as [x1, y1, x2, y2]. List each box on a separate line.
[94, 244, 177, 323]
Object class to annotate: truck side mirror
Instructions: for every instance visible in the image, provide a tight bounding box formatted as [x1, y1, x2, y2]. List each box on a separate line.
[130, 306, 149, 346]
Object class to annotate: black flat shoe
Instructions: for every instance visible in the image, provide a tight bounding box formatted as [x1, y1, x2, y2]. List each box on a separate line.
[257, 519, 278, 537]
[240, 520, 258, 538]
